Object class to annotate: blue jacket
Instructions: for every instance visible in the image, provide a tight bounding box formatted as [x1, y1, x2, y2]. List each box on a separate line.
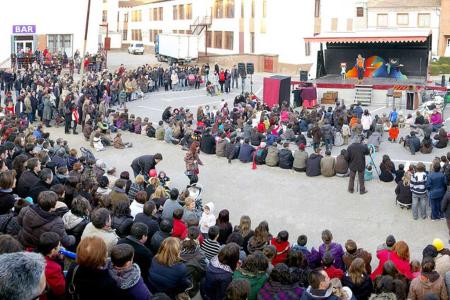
[427, 172, 447, 200]
[148, 258, 191, 297]
[201, 258, 233, 300]
[238, 143, 255, 163]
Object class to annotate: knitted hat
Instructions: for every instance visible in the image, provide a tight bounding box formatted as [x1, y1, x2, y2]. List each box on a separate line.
[432, 238, 444, 252]
[299, 143, 305, 150]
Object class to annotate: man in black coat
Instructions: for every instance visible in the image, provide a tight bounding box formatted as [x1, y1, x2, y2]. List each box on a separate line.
[238, 138, 255, 163]
[134, 201, 160, 247]
[150, 219, 172, 254]
[130, 153, 163, 178]
[29, 168, 53, 203]
[278, 142, 294, 169]
[117, 222, 153, 285]
[345, 135, 370, 194]
[200, 129, 216, 154]
[16, 158, 41, 198]
[404, 131, 420, 155]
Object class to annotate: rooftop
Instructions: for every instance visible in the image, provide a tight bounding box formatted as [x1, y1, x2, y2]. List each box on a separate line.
[367, 0, 440, 8]
[304, 29, 431, 43]
[118, 0, 169, 8]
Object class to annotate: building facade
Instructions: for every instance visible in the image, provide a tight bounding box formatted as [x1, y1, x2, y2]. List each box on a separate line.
[366, 0, 440, 55]
[116, 0, 317, 73]
[0, 0, 103, 64]
[439, 0, 450, 56]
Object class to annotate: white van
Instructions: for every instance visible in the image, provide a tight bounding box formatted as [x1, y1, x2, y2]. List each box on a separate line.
[128, 43, 145, 55]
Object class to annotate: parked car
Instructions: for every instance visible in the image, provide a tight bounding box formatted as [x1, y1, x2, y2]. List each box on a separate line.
[128, 43, 145, 55]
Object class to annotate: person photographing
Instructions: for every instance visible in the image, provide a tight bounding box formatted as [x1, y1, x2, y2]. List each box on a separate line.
[345, 134, 370, 194]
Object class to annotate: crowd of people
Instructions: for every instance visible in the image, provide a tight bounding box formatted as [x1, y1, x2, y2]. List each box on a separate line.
[0, 52, 450, 299]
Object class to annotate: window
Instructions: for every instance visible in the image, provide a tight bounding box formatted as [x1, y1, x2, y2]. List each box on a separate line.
[418, 13, 430, 27]
[102, 10, 108, 22]
[206, 31, 212, 48]
[397, 13, 408, 26]
[215, 0, 223, 18]
[262, 0, 267, 18]
[356, 7, 363, 17]
[149, 29, 153, 42]
[314, 0, 320, 18]
[331, 18, 338, 31]
[377, 14, 388, 27]
[122, 29, 128, 40]
[179, 4, 185, 20]
[173, 5, 178, 20]
[131, 10, 142, 22]
[305, 42, 311, 56]
[241, 0, 244, 18]
[124, 13, 128, 22]
[226, 0, 234, 18]
[159, 7, 163, 20]
[131, 29, 142, 41]
[250, 32, 255, 53]
[186, 4, 192, 19]
[224, 31, 234, 50]
[214, 31, 222, 48]
[347, 18, 353, 31]
[47, 34, 73, 55]
[251, 0, 255, 18]
[447, 38, 450, 47]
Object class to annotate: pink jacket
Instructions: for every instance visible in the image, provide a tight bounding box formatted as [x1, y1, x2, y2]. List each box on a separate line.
[430, 112, 443, 125]
[371, 249, 414, 280]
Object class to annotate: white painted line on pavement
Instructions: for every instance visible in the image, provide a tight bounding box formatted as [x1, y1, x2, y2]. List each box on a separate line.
[370, 107, 385, 113]
[163, 95, 199, 102]
[137, 106, 164, 112]
[391, 159, 433, 164]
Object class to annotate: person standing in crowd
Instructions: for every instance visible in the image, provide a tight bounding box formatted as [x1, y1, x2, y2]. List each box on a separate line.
[410, 162, 428, 220]
[345, 134, 369, 194]
[427, 162, 447, 220]
[185, 141, 203, 184]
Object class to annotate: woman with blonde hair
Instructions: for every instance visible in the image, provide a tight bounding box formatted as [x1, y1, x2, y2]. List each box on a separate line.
[128, 174, 145, 202]
[145, 176, 160, 197]
[150, 185, 168, 209]
[342, 258, 373, 300]
[182, 196, 201, 222]
[148, 237, 192, 297]
[395, 173, 412, 209]
[235, 215, 254, 254]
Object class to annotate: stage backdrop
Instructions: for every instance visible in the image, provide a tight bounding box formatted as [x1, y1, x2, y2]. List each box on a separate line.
[324, 48, 428, 77]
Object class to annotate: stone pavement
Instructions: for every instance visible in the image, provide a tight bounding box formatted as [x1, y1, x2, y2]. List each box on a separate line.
[46, 122, 448, 264]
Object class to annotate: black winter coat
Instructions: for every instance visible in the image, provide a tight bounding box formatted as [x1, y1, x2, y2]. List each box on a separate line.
[395, 181, 412, 206]
[16, 170, 40, 198]
[441, 191, 450, 219]
[278, 149, 294, 169]
[130, 155, 158, 177]
[118, 236, 153, 284]
[306, 154, 322, 177]
[111, 215, 133, 238]
[345, 142, 370, 172]
[200, 133, 216, 154]
[341, 274, 373, 300]
[28, 180, 51, 203]
[0, 190, 16, 214]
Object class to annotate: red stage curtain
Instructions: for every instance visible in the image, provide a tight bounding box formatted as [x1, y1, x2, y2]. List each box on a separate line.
[263, 77, 280, 108]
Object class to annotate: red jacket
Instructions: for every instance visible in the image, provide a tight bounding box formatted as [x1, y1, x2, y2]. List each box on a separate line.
[270, 237, 290, 265]
[219, 72, 225, 82]
[324, 266, 344, 279]
[371, 249, 413, 280]
[40, 256, 65, 300]
[257, 122, 266, 134]
[172, 218, 187, 239]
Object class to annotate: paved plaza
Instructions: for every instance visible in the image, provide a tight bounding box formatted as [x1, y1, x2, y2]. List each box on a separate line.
[46, 70, 449, 264]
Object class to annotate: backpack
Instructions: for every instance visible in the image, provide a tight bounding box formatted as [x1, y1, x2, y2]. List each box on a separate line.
[255, 147, 266, 164]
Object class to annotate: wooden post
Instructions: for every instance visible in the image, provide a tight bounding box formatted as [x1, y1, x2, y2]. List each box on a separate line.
[80, 0, 91, 77]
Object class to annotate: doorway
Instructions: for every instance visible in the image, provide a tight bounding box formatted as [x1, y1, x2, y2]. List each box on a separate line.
[15, 40, 33, 53]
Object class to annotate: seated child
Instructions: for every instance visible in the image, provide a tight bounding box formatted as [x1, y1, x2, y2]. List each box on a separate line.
[158, 171, 171, 187]
[395, 164, 405, 184]
[113, 132, 132, 149]
[388, 123, 399, 142]
[364, 164, 373, 181]
[93, 133, 106, 152]
[38, 232, 65, 299]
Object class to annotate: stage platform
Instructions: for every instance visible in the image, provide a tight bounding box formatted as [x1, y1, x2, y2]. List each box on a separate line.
[313, 75, 428, 90]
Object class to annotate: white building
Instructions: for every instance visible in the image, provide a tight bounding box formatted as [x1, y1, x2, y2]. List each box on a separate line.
[116, 0, 318, 74]
[0, 0, 103, 65]
[366, 0, 440, 55]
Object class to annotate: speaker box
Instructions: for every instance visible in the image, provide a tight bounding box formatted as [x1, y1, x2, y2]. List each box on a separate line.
[263, 75, 291, 108]
[246, 63, 254, 75]
[238, 63, 245, 76]
[300, 70, 308, 82]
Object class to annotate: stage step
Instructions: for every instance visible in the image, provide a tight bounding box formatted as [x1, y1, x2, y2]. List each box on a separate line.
[354, 85, 372, 106]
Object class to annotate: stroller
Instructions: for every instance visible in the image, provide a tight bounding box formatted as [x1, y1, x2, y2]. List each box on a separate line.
[188, 74, 196, 87]
[187, 183, 203, 212]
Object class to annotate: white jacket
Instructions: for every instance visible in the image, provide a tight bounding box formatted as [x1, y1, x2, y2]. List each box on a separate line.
[361, 114, 372, 130]
[199, 202, 216, 234]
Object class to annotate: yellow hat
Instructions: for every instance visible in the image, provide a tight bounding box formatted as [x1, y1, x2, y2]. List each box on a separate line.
[433, 238, 444, 252]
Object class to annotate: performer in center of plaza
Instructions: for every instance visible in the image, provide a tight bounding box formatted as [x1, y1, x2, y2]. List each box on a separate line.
[355, 54, 365, 84]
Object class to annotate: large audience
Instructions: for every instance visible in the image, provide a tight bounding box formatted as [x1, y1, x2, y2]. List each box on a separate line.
[0, 49, 450, 300]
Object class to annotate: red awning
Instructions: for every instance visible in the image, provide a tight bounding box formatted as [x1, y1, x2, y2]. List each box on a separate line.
[304, 35, 429, 44]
